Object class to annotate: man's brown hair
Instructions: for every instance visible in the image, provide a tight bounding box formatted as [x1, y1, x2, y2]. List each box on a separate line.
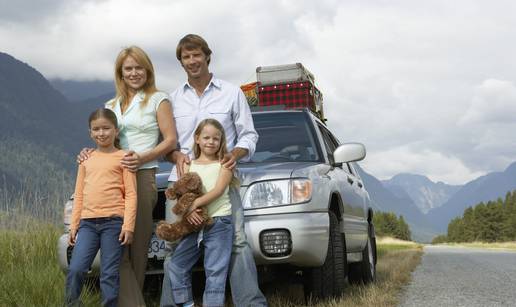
[176, 34, 212, 65]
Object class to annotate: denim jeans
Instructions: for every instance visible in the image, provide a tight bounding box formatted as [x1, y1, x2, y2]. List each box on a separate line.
[65, 217, 124, 307]
[227, 187, 268, 307]
[160, 186, 268, 307]
[166, 215, 233, 307]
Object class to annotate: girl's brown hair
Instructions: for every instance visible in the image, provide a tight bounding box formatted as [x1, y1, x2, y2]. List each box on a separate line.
[193, 118, 227, 160]
[88, 108, 121, 149]
[110, 46, 158, 110]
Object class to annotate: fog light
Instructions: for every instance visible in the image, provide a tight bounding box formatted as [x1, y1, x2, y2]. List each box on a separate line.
[260, 229, 292, 257]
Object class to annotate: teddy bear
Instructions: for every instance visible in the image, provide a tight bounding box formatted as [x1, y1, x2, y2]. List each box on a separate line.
[155, 172, 213, 242]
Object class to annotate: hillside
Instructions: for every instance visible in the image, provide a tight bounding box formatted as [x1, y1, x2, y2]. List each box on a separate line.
[0, 52, 94, 191]
[357, 165, 438, 242]
[382, 174, 461, 214]
[427, 162, 516, 232]
[50, 79, 114, 103]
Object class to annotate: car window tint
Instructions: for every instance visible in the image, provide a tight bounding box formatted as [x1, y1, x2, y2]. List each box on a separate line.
[247, 112, 322, 163]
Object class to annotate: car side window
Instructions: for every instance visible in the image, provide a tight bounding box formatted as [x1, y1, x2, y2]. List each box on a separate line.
[317, 124, 336, 161]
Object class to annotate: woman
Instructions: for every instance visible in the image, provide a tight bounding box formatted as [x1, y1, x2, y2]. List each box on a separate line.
[79, 46, 177, 306]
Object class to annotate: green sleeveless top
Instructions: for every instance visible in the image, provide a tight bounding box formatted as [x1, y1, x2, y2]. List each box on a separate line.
[189, 161, 231, 217]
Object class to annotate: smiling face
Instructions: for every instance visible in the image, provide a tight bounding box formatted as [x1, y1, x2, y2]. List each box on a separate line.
[195, 124, 222, 159]
[89, 117, 119, 151]
[121, 55, 147, 92]
[180, 47, 210, 81]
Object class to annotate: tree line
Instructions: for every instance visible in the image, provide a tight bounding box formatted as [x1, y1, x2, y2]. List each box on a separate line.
[432, 190, 516, 244]
[373, 211, 411, 241]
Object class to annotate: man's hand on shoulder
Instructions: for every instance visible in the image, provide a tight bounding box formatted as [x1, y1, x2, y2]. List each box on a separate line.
[221, 147, 248, 170]
[221, 153, 237, 170]
[173, 151, 191, 178]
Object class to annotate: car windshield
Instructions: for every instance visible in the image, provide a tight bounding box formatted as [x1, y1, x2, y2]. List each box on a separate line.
[246, 112, 321, 163]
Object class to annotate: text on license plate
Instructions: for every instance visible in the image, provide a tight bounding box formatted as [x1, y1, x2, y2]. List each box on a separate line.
[148, 234, 167, 260]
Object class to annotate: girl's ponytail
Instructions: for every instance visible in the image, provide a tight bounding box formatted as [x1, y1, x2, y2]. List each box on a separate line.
[114, 136, 121, 149]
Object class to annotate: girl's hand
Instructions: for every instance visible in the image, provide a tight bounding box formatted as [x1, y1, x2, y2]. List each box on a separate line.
[68, 229, 78, 246]
[76, 148, 94, 164]
[121, 151, 141, 172]
[186, 209, 204, 226]
[119, 230, 134, 245]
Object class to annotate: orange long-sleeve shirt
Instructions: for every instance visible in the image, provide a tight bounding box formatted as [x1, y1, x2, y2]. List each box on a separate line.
[71, 150, 137, 232]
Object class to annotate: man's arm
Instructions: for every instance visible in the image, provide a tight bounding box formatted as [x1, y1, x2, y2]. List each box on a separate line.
[231, 88, 259, 161]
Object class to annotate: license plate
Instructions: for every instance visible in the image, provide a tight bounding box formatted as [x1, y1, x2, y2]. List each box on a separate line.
[148, 233, 167, 260]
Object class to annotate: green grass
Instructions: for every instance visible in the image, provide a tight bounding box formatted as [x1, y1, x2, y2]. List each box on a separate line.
[0, 210, 423, 307]
[0, 214, 100, 306]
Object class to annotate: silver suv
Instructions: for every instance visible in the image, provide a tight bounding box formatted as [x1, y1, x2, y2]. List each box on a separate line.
[57, 109, 376, 299]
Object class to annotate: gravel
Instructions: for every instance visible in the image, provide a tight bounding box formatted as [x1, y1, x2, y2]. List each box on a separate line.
[399, 245, 516, 307]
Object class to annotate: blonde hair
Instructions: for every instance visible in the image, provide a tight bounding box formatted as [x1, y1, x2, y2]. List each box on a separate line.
[111, 46, 157, 110]
[193, 119, 239, 187]
[193, 119, 227, 160]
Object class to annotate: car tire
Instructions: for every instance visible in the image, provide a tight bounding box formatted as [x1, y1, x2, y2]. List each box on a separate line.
[304, 211, 346, 300]
[348, 223, 376, 284]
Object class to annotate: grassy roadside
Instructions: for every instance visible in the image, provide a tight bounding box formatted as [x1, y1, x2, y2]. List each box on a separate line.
[1, 211, 423, 307]
[264, 237, 423, 307]
[436, 241, 516, 251]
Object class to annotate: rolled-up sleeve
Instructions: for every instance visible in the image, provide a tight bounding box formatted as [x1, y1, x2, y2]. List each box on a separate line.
[233, 89, 259, 161]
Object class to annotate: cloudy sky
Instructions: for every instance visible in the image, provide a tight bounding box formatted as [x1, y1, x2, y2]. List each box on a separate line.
[1, 0, 516, 184]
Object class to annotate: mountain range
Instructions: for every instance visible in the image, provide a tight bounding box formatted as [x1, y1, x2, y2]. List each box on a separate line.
[1, 51, 516, 242]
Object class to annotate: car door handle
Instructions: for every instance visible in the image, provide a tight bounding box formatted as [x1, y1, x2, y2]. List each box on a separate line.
[357, 182, 363, 188]
[347, 177, 354, 185]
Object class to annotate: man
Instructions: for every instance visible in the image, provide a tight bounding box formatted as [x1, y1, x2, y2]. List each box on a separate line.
[160, 34, 268, 307]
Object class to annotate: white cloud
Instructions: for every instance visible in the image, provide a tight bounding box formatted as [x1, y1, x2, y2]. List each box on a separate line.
[364, 146, 485, 185]
[460, 79, 516, 125]
[1, 0, 516, 183]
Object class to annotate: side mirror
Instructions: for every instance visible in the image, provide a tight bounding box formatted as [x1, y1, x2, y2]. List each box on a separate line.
[333, 143, 366, 164]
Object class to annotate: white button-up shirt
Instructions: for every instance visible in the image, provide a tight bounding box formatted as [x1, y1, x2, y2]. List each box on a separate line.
[168, 76, 258, 181]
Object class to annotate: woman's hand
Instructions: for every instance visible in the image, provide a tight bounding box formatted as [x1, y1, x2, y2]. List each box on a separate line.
[121, 150, 142, 172]
[119, 230, 134, 245]
[68, 229, 78, 246]
[76, 148, 94, 164]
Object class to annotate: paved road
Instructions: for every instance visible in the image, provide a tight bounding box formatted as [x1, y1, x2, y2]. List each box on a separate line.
[399, 245, 516, 307]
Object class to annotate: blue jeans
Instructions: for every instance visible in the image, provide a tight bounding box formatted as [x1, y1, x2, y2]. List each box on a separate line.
[160, 186, 268, 307]
[65, 217, 124, 307]
[166, 216, 233, 307]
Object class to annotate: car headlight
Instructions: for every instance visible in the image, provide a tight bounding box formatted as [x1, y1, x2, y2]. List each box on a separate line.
[63, 196, 74, 232]
[243, 179, 312, 209]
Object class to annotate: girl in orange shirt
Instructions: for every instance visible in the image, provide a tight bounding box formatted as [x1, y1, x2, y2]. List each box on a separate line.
[65, 108, 137, 307]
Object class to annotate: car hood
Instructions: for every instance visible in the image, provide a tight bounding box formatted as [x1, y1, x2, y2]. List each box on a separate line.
[155, 161, 323, 189]
[237, 162, 319, 186]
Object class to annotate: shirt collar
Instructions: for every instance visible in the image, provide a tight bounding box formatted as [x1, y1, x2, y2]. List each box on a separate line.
[182, 74, 222, 93]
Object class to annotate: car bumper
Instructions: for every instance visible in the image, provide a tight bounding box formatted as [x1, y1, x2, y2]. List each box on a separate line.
[58, 212, 330, 272]
[245, 212, 329, 267]
[57, 234, 101, 273]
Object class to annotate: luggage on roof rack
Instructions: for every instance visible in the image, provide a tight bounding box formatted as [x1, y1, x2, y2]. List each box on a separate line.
[241, 63, 325, 121]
